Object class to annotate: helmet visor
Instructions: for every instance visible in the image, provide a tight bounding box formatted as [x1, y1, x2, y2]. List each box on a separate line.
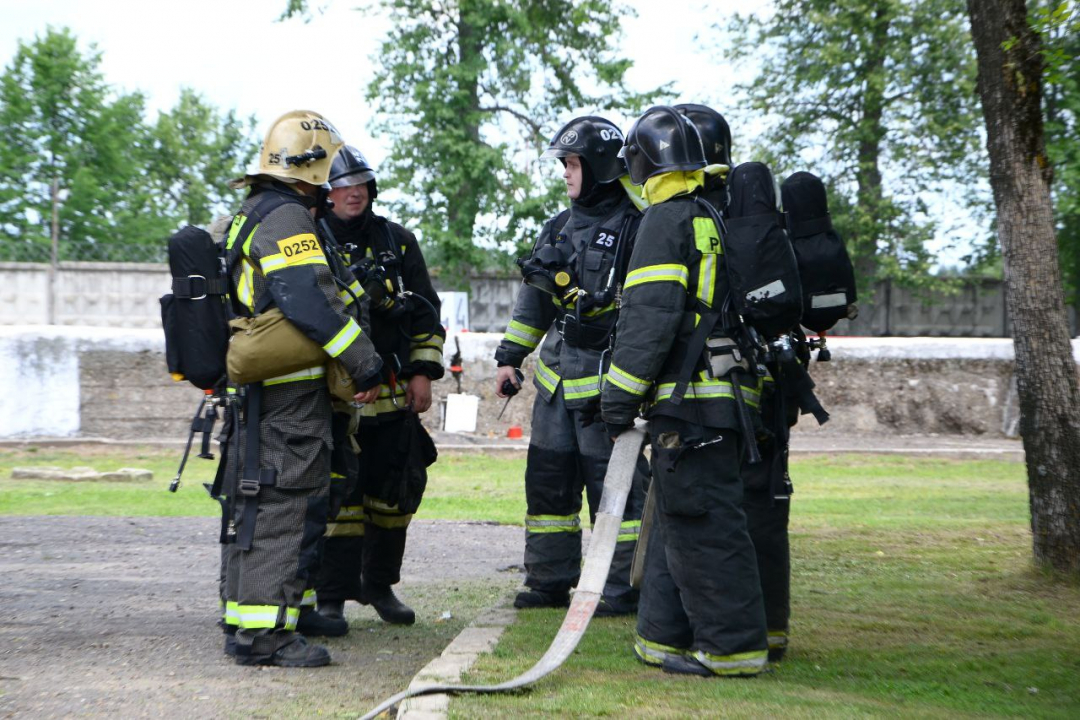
[329, 170, 376, 188]
[539, 147, 580, 161]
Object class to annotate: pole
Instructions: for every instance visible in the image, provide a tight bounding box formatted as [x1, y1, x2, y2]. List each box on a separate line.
[48, 178, 59, 325]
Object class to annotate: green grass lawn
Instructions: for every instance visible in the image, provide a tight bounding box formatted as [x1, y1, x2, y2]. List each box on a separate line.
[3, 445, 1078, 717]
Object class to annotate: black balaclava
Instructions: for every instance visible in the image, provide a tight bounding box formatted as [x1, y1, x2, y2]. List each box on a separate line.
[572, 158, 624, 209]
[325, 202, 373, 243]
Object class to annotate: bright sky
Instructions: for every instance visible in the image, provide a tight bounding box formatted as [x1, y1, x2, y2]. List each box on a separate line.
[1, 0, 975, 265]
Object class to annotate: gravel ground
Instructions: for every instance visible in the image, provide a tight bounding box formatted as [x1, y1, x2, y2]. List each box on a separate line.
[0, 517, 522, 719]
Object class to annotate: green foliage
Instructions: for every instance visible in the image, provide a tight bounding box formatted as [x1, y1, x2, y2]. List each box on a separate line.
[312, 0, 662, 281]
[721, 1, 986, 291]
[1037, 1, 1080, 305]
[0, 28, 256, 263]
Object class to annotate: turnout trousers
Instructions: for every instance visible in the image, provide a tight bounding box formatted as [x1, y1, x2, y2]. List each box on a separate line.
[224, 378, 332, 657]
[317, 414, 417, 601]
[634, 416, 768, 675]
[742, 439, 792, 659]
[523, 386, 645, 602]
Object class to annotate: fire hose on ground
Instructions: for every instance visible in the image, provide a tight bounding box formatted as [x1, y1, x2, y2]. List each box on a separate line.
[359, 419, 648, 720]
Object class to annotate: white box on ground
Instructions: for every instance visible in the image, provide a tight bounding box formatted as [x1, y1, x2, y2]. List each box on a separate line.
[444, 393, 480, 433]
[438, 291, 469, 335]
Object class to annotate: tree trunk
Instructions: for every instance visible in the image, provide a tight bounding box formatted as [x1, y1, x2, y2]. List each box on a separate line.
[852, 1, 891, 281]
[968, 0, 1080, 574]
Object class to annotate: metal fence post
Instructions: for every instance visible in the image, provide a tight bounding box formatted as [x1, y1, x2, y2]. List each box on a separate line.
[48, 178, 60, 325]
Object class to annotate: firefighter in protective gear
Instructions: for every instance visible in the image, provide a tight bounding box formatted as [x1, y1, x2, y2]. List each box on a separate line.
[494, 116, 645, 615]
[601, 105, 768, 677]
[680, 103, 793, 663]
[221, 111, 383, 667]
[315, 145, 444, 626]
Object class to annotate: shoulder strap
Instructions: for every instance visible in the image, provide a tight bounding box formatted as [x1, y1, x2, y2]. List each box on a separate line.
[549, 208, 572, 246]
[225, 191, 304, 317]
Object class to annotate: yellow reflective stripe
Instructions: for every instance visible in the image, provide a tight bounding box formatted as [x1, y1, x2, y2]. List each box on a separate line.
[525, 514, 581, 533]
[339, 279, 364, 305]
[563, 374, 601, 400]
[693, 216, 721, 255]
[606, 364, 650, 396]
[363, 495, 404, 513]
[583, 303, 615, 318]
[410, 347, 443, 363]
[504, 320, 545, 349]
[334, 504, 365, 521]
[367, 512, 413, 529]
[697, 252, 716, 307]
[301, 589, 317, 607]
[534, 358, 560, 394]
[768, 631, 789, 650]
[694, 648, 768, 675]
[617, 519, 642, 543]
[624, 263, 688, 290]
[324, 318, 362, 357]
[325, 522, 365, 537]
[238, 262, 255, 310]
[654, 380, 761, 407]
[271, 255, 328, 271]
[260, 253, 288, 274]
[223, 601, 240, 626]
[237, 604, 281, 630]
[264, 365, 326, 386]
[284, 606, 300, 631]
[634, 633, 690, 666]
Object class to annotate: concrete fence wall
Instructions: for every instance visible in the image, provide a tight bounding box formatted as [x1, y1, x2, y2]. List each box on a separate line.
[4, 262, 1077, 337]
[4, 325, 1079, 442]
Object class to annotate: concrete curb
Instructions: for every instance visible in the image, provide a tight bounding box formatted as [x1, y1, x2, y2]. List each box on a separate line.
[395, 602, 518, 719]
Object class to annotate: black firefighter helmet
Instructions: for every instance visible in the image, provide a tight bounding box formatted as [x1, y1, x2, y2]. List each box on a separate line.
[619, 105, 707, 185]
[539, 116, 627, 184]
[328, 145, 378, 200]
[674, 103, 732, 167]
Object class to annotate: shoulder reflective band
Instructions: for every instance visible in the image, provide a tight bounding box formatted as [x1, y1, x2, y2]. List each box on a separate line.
[504, 319, 545, 349]
[324, 318, 362, 357]
[624, 263, 689, 291]
[606, 363, 650, 396]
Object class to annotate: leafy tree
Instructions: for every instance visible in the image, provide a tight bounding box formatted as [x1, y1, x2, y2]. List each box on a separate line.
[286, 0, 662, 280]
[147, 88, 258, 229]
[968, 0, 1080, 575]
[1038, 1, 1080, 306]
[0, 27, 163, 262]
[720, 0, 986, 288]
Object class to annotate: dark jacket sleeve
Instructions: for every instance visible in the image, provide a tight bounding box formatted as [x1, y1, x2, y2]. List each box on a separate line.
[601, 203, 693, 425]
[394, 225, 446, 380]
[493, 216, 559, 367]
[249, 203, 383, 390]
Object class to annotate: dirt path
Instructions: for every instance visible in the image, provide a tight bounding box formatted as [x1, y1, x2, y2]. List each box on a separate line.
[0, 517, 522, 719]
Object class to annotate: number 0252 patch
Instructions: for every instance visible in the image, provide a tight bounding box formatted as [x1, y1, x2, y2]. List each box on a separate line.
[276, 234, 323, 265]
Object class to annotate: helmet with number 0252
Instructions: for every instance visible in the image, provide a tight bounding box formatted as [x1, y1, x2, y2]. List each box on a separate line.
[618, 105, 707, 185]
[539, 116, 628, 184]
[675, 103, 732, 167]
[233, 110, 345, 188]
[328, 145, 378, 200]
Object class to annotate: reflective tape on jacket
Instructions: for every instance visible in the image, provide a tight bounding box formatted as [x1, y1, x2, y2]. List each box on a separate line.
[503, 320, 546, 350]
[524, 514, 581, 534]
[301, 589, 317, 607]
[653, 380, 761, 407]
[410, 332, 445, 364]
[357, 381, 408, 417]
[339, 279, 364, 306]
[264, 365, 326, 386]
[697, 252, 717, 308]
[624, 263, 689, 291]
[693, 648, 768, 676]
[323, 317, 363, 357]
[223, 601, 240, 627]
[606, 364, 650, 396]
[364, 495, 413, 529]
[562, 374, 601, 400]
[534, 357, 561, 394]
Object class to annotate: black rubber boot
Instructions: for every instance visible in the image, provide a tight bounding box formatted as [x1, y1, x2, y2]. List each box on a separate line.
[594, 594, 637, 617]
[513, 589, 570, 609]
[296, 608, 348, 637]
[317, 599, 345, 621]
[235, 633, 332, 668]
[661, 654, 714, 677]
[768, 646, 787, 663]
[363, 584, 416, 625]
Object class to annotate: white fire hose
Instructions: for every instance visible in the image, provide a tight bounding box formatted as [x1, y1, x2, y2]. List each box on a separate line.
[360, 419, 648, 720]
